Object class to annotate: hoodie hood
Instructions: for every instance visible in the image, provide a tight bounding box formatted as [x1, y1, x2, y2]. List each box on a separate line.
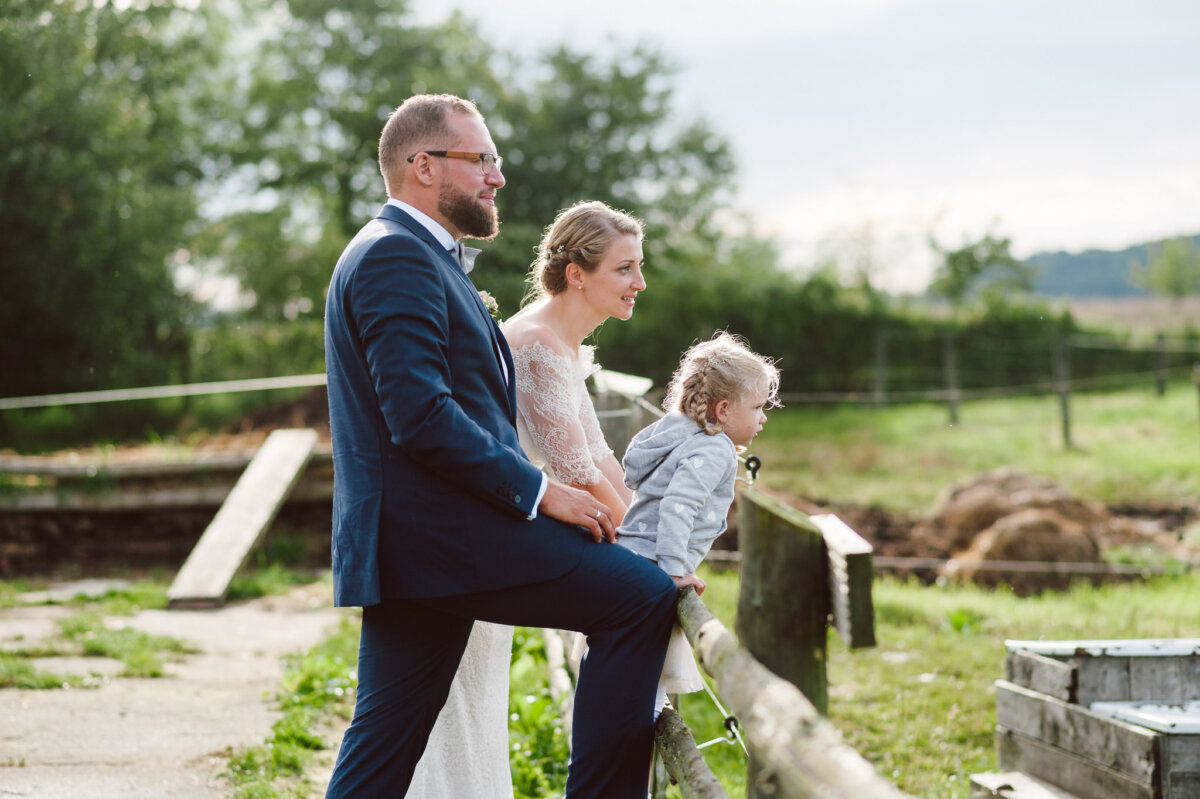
[622, 412, 706, 488]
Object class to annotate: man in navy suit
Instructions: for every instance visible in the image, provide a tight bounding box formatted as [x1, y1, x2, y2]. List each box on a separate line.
[322, 93, 677, 798]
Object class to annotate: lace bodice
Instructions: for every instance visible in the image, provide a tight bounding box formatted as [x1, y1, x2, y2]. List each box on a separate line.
[511, 340, 612, 486]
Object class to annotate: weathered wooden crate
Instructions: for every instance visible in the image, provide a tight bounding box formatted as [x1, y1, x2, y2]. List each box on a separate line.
[1089, 701, 1200, 799]
[1006, 639, 1200, 707]
[981, 639, 1200, 799]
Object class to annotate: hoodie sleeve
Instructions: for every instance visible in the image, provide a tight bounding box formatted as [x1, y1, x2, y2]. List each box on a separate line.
[653, 439, 730, 576]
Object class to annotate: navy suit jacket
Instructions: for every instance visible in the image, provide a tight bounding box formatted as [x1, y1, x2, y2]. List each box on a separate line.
[324, 204, 586, 607]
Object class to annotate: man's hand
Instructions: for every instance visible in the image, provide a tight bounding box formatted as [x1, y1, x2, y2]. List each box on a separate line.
[673, 573, 706, 595]
[539, 480, 615, 543]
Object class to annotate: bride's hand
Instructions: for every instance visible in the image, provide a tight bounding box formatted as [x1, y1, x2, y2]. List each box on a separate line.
[539, 481, 615, 543]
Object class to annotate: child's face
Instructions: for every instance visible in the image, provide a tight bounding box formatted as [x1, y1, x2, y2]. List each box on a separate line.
[718, 384, 770, 449]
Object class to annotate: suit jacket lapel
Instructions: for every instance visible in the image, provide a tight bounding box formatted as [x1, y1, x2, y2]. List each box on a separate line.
[376, 205, 514, 416]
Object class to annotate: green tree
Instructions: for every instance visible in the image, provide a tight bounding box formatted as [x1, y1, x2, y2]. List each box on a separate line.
[927, 231, 1034, 309]
[0, 0, 226, 396]
[1129, 236, 1200, 316]
[203, 3, 746, 321]
[487, 46, 738, 306]
[197, 0, 502, 322]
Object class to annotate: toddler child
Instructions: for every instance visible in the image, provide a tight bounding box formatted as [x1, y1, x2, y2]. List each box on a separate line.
[616, 331, 780, 712]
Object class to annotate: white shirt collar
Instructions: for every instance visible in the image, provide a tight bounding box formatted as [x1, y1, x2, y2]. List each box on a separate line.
[386, 197, 455, 251]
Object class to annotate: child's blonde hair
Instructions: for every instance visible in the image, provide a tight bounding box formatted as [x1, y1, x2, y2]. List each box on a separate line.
[664, 332, 781, 435]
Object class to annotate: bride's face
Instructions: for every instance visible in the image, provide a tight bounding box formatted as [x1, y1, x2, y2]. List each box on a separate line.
[581, 233, 645, 321]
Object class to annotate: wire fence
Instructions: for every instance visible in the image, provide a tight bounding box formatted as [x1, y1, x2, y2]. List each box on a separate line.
[778, 365, 1197, 406]
[705, 549, 1199, 576]
[0, 374, 328, 411]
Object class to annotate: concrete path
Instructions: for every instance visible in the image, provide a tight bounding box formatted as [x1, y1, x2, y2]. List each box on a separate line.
[0, 580, 347, 799]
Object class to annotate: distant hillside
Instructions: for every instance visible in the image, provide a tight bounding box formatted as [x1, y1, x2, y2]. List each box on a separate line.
[1026, 233, 1200, 298]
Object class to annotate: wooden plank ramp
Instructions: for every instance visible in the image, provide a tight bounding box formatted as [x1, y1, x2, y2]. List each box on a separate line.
[167, 428, 319, 608]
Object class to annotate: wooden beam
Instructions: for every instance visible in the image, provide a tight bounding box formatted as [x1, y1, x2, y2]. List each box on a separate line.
[996, 727, 1155, 799]
[167, 429, 318, 608]
[811, 513, 876, 648]
[1005, 650, 1076, 702]
[0, 457, 333, 513]
[653, 704, 729, 799]
[998, 676, 1156, 782]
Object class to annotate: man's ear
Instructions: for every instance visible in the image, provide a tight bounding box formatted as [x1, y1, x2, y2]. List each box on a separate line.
[713, 399, 731, 423]
[410, 152, 437, 187]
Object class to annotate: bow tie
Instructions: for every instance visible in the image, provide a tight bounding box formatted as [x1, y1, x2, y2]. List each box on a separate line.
[452, 243, 481, 274]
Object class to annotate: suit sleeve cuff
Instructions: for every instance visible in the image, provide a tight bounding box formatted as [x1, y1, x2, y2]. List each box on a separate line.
[526, 473, 548, 520]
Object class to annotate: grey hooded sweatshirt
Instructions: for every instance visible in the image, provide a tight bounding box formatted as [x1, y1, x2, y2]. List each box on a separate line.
[616, 411, 738, 577]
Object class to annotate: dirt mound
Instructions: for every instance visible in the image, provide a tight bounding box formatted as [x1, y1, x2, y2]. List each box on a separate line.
[755, 471, 1198, 593]
[947, 507, 1104, 594]
[914, 467, 1108, 554]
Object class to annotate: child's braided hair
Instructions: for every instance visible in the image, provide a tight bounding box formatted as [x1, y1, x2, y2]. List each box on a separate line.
[664, 331, 780, 435]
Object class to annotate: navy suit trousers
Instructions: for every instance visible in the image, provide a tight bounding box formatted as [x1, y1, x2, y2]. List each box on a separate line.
[324, 539, 677, 799]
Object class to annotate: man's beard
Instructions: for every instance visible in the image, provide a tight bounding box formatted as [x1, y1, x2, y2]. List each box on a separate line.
[439, 182, 499, 240]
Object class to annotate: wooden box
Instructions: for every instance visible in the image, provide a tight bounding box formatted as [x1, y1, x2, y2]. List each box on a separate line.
[993, 639, 1200, 799]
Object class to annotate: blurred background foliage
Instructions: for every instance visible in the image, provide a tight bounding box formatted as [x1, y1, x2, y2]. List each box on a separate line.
[1, 0, 1197, 442]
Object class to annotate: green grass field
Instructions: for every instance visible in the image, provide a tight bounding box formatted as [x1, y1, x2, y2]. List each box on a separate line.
[749, 380, 1200, 512]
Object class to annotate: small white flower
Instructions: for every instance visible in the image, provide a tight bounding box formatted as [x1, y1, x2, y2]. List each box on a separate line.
[691, 457, 704, 468]
[638, 522, 647, 532]
[673, 503, 686, 514]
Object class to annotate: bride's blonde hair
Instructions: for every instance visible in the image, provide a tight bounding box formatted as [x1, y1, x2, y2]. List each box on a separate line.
[524, 201, 644, 306]
[664, 332, 781, 436]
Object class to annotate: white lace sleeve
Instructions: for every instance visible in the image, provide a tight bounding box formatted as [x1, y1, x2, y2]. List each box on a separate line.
[577, 346, 614, 464]
[512, 341, 605, 486]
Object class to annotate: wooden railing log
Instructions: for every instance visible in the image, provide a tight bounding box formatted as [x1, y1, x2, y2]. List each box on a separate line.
[678, 588, 911, 798]
[653, 703, 729, 799]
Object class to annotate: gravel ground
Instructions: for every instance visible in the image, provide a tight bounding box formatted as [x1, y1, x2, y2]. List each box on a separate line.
[0, 580, 347, 799]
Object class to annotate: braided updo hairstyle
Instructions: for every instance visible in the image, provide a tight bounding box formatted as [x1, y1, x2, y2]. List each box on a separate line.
[524, 201, 644, 305]
[664, 332, 781, 436]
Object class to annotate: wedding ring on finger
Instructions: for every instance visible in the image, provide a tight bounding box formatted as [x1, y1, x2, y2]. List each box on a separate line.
[594, 510, 602, 520]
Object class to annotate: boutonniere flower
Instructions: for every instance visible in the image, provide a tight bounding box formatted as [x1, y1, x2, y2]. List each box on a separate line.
[478, 290, 501, 321]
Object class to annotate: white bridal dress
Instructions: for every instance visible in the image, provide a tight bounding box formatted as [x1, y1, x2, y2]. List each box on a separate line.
[404, 341, 611, 798]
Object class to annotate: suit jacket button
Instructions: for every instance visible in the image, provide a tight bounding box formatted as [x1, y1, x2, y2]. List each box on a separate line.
[514, 494, 521, 504]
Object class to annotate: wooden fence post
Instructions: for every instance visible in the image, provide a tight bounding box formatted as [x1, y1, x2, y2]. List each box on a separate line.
[737, 488, 830, 713]
[943, 331, 960, 426]
[872, 324, 888, 409]
[738, 489, 829, 799]
[1054, 333, 1072, 449]
[1155, 332, 1168, 396]
[1193, 364, 1200, 447]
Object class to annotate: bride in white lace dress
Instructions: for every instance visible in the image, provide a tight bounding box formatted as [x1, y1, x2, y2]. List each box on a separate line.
[403, 201, 645, 798]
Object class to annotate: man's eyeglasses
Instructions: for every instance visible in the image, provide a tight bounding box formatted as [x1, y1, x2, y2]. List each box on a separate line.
[407, 150, 503, 176]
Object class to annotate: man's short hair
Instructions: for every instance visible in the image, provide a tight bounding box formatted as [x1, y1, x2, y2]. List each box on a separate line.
[379, 94, 481, 191]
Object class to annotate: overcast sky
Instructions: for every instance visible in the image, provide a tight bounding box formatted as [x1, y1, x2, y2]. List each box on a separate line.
[410, 0, 1200, 292]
